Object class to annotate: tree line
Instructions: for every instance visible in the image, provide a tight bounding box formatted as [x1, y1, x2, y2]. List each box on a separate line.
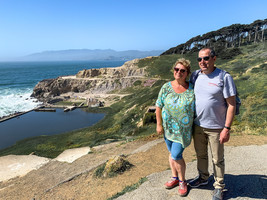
[162, 19, 267, 58]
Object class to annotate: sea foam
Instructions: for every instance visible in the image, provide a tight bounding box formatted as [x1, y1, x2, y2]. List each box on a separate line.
[0, 88, 41, 118]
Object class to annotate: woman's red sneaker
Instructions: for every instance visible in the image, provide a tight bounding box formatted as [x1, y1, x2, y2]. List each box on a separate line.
[164, 177, 179, 189]
[178, 181, 188, 197]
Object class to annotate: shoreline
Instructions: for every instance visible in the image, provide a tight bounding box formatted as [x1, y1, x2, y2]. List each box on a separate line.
[0, 107, 43, 123]
[0, 60, 127, 124]
[0, 101, 91, 123]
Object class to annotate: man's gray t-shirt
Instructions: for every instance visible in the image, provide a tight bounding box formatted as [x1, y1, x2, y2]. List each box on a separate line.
[193, 68, 236, 129]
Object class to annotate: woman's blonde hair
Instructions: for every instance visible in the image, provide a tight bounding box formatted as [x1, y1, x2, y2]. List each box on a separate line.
[173, 58, 191, 75]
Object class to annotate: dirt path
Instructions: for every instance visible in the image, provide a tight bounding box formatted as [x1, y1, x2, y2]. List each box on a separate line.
[0, 135, 266, 200]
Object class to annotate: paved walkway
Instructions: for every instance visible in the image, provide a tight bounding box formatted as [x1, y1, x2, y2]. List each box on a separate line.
[117, 144, 267, 200]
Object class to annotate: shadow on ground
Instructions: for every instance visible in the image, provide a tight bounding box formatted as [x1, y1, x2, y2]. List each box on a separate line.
[188, 174, 267, 199]
[224, 174, 267, 199]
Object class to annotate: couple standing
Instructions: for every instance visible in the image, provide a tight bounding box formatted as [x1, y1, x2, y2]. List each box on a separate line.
[156, 48, 237, 200]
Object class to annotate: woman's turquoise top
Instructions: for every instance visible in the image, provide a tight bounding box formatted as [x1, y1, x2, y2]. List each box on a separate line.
[156, 81, 195, 148]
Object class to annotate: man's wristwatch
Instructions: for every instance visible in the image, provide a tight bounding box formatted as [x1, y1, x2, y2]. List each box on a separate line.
[224, 126, 231, 130]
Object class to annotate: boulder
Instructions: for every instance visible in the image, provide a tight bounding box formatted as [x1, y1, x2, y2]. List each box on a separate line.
[103, 155, 132, 178]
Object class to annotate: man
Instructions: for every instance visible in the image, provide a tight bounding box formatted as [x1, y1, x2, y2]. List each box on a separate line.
[189, 48, 236, 200]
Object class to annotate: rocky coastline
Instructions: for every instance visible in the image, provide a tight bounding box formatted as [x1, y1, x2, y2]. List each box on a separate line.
[0, 57, 156, 123]
[30, 58, 152, 105]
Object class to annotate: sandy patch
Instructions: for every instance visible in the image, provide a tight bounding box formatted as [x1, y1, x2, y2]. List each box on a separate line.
[53, 147, 91, 163]
[0, 155, 50, 182]
[0, 147, 91, 182]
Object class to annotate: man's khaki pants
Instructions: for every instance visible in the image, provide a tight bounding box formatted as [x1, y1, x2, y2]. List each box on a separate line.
[193, 124, 225, 189]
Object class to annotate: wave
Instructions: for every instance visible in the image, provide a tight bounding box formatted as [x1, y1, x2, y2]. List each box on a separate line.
[0, 88, 42, 118]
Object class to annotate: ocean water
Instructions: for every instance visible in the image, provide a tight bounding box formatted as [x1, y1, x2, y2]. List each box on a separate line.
[0, 60, 125, 118]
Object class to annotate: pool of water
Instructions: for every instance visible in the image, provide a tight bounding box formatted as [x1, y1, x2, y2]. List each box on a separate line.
[0, 108, 105, 150]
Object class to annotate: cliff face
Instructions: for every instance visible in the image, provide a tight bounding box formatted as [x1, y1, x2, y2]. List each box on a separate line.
[31, 59, 148, 102]
[76, 59, 146, 78]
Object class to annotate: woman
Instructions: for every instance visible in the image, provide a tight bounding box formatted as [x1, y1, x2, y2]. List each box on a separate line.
[156, 58, 195, 197]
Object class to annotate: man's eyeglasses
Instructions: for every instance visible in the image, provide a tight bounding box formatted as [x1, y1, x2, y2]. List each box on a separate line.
[197, 56, 211, 62]
[174, 68, 187, 73]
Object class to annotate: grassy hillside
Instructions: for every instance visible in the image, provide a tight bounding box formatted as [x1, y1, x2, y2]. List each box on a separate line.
[215, 43, 267, 135]
[0, 42, 266, 158]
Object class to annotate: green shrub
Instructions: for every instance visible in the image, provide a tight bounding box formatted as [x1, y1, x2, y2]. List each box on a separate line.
[133, 80, 142, 86]
[143, 112, 156, 126]
[93, 163, 106, 178]
[251, 63, 267, 73]
[218, 48, 242, 59]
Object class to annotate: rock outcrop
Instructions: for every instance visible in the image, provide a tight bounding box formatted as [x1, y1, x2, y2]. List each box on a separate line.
[76, 59, 146, 78]
[31, 59, 148, 102]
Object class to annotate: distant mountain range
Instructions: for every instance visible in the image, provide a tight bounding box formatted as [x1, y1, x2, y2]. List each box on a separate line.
[20, 49, 164, 61]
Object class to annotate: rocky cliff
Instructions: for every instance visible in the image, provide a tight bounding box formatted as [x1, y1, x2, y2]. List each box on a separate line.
[31, 59, 148, 102]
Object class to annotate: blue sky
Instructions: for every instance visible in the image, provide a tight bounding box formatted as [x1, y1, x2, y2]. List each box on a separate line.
[0, 0, 266, 60]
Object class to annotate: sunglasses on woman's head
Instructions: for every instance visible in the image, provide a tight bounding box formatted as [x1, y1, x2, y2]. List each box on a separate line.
[197, 56, 211, 62]
[174, 68, 187, 73]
